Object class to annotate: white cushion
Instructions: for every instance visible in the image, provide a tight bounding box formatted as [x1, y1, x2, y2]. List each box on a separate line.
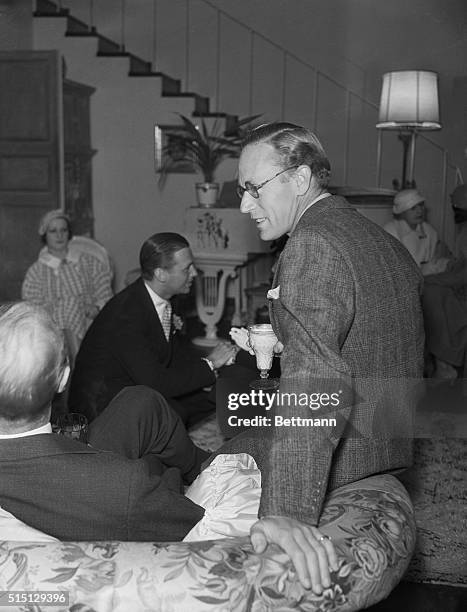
[0, 505, 58, 542]
[183, 453, 261, 541]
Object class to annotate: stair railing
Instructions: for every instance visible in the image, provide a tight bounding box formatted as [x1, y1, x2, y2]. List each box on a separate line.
[36, 0, 463, 207]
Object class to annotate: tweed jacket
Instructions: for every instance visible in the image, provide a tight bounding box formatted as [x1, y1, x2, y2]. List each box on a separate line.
[260, 195, 424, 525]
[69, 278, 215, 419]
[0, 433, 203, 541]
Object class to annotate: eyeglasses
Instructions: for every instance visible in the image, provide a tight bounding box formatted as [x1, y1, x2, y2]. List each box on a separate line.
[236, 166, 298, 199]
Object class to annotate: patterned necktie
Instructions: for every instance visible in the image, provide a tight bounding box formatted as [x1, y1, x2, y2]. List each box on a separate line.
[161, 301, 172, 341]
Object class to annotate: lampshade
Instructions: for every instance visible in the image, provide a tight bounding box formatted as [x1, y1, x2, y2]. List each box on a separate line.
[376, 70, 441, 130]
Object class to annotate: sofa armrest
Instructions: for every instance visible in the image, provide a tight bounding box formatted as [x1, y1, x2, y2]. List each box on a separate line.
[1, 474, 416, 612]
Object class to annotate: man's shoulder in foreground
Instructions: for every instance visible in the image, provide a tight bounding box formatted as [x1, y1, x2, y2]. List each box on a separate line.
[0, 433, 203, 541]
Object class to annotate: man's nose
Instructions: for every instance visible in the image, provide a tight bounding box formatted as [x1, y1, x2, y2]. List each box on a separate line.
[240, 193, 256, 214]
[190, 265, 197, 278]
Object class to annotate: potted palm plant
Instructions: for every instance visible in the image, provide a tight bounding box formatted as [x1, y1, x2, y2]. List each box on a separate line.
[158, 114, 260, 207]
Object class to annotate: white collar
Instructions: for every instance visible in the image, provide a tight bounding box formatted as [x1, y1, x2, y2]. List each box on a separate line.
[39, 247, 80, 270]
[143, 283, 172, 327]
[0, 423, 52, 439]
[144, 282, 169, 307]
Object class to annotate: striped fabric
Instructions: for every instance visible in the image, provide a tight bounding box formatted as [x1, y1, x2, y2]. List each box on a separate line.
[22, 252, 113, 345]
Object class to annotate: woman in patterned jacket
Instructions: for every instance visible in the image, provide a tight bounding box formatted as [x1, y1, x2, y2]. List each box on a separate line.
[22, 210, 113, 360]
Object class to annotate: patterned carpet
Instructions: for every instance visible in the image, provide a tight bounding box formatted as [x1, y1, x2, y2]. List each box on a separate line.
[188, 413, 224, 452]
[403, 438, 466, 585]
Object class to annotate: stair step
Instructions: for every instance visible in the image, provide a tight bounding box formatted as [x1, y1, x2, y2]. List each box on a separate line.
[34, 0, 69, 17]
[128, 54, 153, 75]
[152, 73, 181, 95]
[224, 115, 243, 134]
[192, 111, 230, 119]
[95, 33, 123, 55]
[164, 93, 210, 114]
[65, 14, 91, 35]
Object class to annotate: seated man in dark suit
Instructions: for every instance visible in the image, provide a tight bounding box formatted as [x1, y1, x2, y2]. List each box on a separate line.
[0, 301, 207, 542]
[69, 232, 236, 424]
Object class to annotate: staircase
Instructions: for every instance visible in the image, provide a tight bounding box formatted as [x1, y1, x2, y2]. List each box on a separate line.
[33, 0, 244, 289]
[34, 0, 239, 124]
[32, 0, 462, 288]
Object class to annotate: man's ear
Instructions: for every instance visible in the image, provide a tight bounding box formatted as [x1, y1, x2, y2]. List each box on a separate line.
[294, 165, 312, 195]
[57, 364, 70, 394]
[153, 267, 167, 283]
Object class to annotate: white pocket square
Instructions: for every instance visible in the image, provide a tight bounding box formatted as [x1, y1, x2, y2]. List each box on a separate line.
[267, 285, 280, 300]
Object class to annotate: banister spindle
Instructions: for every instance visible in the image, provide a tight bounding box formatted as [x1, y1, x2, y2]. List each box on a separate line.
[215, 9, 221, 112]
[152, 0, 158, 68]
[281, 51, 287, 120]
[120, 0, 126, 51]
[89, 0, 94, 31]
[441, 150, 448, 238]
[343, 90, 351, 185]
[248, 31, 255, 115]
[185, 0, 190, 90]
[313, 70, 320, 132]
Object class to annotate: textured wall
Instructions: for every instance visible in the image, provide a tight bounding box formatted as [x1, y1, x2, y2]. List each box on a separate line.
[27, 1, 467, 281]
[0, 0, 33, 50]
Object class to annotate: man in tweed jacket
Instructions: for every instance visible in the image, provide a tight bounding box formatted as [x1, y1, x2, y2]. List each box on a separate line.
[236, 123, 424, 592]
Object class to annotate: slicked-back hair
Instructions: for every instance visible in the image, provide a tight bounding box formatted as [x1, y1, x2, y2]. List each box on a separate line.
[242, 122, 331, 187]
[140, 232, 190, 281]
[0, 302, 65, 422]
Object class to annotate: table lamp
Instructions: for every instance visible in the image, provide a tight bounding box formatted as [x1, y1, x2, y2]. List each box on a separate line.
[376, 70, 441, 189]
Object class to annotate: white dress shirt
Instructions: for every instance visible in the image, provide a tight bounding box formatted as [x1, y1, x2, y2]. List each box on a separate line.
[144, 282, 171, 324]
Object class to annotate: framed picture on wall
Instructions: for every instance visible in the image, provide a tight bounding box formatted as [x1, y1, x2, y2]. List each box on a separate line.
[154, 125, 195, 174]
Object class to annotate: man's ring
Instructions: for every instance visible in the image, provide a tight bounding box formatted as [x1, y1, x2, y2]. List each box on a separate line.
[319, 534, 331, 542]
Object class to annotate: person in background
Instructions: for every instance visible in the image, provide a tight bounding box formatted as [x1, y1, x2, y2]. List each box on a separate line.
[69, 232, 236, 425]
[422, 184, 467, 379]
[22, 210, 113, 361]
[384, 189, 449, 274]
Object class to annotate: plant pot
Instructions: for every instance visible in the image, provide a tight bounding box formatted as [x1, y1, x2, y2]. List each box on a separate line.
[196, 182, 219, 208]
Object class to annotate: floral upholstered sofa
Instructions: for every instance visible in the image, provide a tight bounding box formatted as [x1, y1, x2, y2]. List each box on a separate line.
[0, 474, 416, 612]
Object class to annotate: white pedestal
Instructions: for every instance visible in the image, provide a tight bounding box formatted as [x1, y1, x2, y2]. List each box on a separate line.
[192, 251, 248, 346]
[184, 206, 272, 344]
[184, 207, 271, 254]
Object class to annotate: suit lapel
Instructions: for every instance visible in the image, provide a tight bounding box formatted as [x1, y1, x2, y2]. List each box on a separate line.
[268, 196, 352, 340]
[268, 249, 284, 337]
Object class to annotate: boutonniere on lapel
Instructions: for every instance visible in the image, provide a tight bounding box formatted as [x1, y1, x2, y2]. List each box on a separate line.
[267, 285, 280, 300]
[172, 314, 184, 334]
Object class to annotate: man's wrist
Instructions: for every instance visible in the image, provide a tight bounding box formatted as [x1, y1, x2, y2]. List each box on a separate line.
[201, 357, 218, 377]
